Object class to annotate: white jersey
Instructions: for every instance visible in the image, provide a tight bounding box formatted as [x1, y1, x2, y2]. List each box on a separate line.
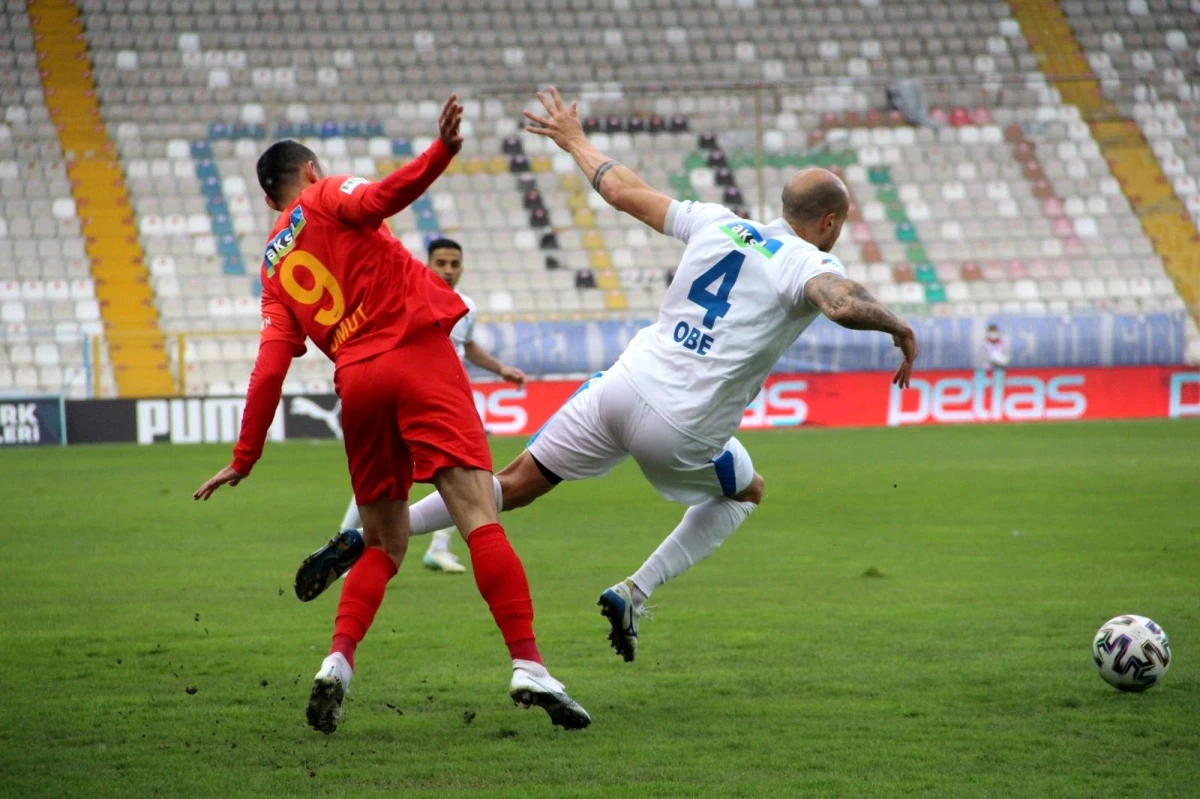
[613, 201, 846, 447]
[983, 334, 1009, 368]
[449, 292, 477, 360]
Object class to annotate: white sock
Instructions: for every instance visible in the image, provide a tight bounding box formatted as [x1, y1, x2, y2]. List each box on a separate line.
[427, 528, 453, 553]
[630, 497, 757, 603]
[408, 475, 503, 536]
[341, 495, 361, 530]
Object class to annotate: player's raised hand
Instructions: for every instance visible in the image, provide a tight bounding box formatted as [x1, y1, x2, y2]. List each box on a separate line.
[524, 87, 585, 151]
[193, 464, 247, 501]
[891, 327, 918, 389]
[438, 93, 464, 154]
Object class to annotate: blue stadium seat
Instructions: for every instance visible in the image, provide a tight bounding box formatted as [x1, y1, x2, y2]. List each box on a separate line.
[415, 208, 439, 231]
[217, 235, 240, 258]
[391, 138, 413, 156]
[231, 123, 265, 140]
[190, 141, 213, 159]
[320, 121, 341, 139]
[210, 213, 233, 237]
[194, 159, 218, 180]
[222, 255, 245, 275]
[208, 122, 230, 139]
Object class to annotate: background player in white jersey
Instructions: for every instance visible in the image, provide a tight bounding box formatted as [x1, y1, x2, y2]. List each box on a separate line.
[296, 88, 918, 661]
[316, 239, 528, 588]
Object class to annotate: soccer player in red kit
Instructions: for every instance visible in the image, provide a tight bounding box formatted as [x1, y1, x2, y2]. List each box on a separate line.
[193, 95, 590, 734]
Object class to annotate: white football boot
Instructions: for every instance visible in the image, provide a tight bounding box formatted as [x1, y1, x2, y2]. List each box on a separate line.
[597, 578, 649, 662]
[306, 652, 352, 734]
[422, 530, 466, 573]
[509, 660, 592, 730]
[422, 548, 466, 573]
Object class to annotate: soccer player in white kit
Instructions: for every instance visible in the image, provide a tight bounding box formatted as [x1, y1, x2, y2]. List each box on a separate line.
[321, 238, 527, 582]
[296, 89, 917, 660]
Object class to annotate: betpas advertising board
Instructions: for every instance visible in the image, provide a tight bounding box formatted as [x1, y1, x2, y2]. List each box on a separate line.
[471, 367, 1200, 434]
[59, 366, 1200, 444]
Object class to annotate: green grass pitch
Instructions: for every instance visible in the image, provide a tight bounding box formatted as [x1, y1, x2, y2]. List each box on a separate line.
[1, 420, 1198, 797]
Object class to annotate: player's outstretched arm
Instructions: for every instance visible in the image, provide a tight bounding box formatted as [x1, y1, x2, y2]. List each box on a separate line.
[193, 339, 295, 500]
[805, 273, 918, 388]
[337, 95, 463, 228]
[524, 87, 672, 234]
[464, 341, 526, 387]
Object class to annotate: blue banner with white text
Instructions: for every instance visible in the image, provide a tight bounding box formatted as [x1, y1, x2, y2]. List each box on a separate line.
[468, 312, 1188, 378]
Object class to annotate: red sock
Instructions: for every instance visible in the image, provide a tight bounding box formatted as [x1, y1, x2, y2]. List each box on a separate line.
[466, 523, 542, 665]
[329, 547, 398, 670]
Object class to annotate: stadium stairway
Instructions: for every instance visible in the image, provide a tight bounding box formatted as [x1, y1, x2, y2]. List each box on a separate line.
[28, 0, 173, 396]
[1008, 0, 1200, 321]
[562, 171, 627, 313]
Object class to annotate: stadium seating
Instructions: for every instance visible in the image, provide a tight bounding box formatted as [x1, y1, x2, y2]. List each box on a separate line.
[0, 4, 114, 397]
[1061, 0, 1200, 229]
[1, 0, 1196, 396]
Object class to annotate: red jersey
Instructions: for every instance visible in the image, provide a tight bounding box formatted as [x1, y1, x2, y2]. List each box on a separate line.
[229, 139, 463, 475]
[258, 140, 466, 367]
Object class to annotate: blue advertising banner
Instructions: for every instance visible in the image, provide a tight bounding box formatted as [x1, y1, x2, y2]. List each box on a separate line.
[0, 396, 66, 447]
[469, 312, 1188, 378]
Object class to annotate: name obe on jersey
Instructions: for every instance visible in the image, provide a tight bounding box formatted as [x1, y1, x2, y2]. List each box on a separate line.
[671, 221, 783, 357]
[261, 205, 366, 354]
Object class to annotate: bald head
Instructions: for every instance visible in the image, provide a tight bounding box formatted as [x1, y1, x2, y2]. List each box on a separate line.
[782, 168, 849, 225]
[778, 168, 849, 252]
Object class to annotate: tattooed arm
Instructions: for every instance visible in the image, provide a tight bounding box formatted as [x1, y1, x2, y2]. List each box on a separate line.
[804, 273, 918, 388]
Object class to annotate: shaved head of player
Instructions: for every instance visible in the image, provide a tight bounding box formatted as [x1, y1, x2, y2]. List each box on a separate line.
[257, 140, 325, 212]
[780, 167, 850, 254]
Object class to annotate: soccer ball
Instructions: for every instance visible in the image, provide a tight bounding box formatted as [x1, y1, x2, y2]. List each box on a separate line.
[1092, 615, 1171, 692]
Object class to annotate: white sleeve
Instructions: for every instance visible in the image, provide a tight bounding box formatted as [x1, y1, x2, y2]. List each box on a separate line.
[778, 250, 848, 311]
[664, 200, 738, 244]
[462, 296, 477, 343]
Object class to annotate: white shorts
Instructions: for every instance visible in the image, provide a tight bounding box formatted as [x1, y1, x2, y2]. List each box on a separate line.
[527, 370, 755, 506]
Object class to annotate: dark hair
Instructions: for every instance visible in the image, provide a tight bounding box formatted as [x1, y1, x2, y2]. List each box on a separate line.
[256, 140, 318, 205]
[781, 176, 850, 224]
[426, 237, 463, 258]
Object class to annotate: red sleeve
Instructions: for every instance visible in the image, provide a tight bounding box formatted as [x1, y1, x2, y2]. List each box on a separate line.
[230, 339, 295, 475]
[320, 138, 454, 228]
[259, 279, 306, 357]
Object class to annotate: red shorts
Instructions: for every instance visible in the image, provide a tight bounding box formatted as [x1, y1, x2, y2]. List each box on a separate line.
[334, 330, 491, 503]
